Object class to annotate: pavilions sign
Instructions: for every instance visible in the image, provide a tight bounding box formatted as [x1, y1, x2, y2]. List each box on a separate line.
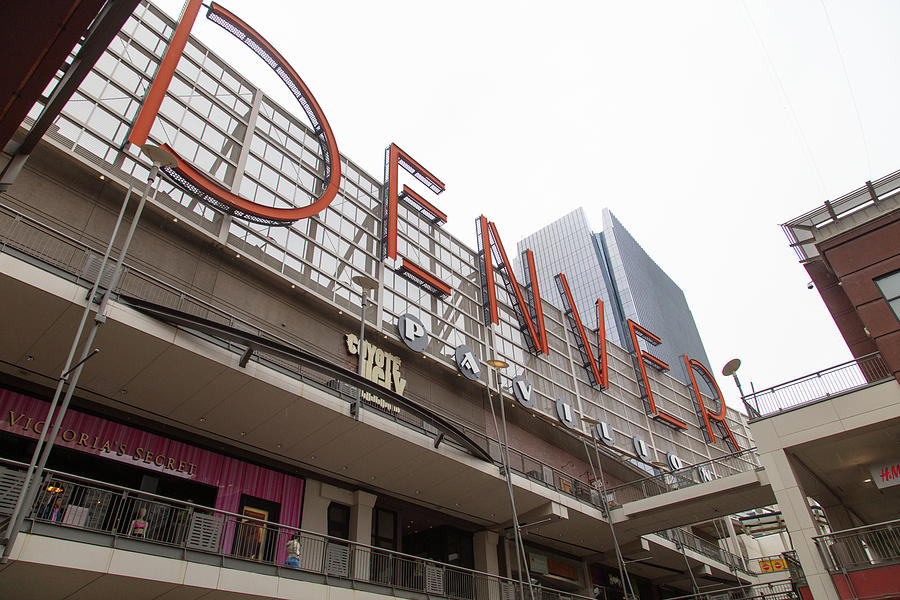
[125, 0, 739, 454]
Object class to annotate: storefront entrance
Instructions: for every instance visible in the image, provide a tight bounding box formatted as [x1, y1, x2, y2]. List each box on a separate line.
[233, 494, 281, 562]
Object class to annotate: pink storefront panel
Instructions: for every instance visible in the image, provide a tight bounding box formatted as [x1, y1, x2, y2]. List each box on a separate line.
[0, 389, 304, 528]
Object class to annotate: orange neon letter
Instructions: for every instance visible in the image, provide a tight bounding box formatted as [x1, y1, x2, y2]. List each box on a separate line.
[477, 216, 548, 355]
[555, 273, 608, 387]
[129, 2, 341, 226]
[382, 143, 450, 297]
[683, 355, 741, 452]
[627, 319, 687, 430]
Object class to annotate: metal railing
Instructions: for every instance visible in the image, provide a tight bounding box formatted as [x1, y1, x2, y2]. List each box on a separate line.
[664, 579, 797, 600]
[654, 527, 752, 575]
[1, 458, 594, 600]
[782, 168, 900, 262]
[780, 551, 807, 588]
[741, 353, 892, 420]
[814, 518, 900, 574]
[604, 448, 761, 508]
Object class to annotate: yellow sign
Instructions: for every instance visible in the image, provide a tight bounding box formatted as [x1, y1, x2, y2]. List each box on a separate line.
[759, 558, 787, 573]
[345, 334, 406, 415]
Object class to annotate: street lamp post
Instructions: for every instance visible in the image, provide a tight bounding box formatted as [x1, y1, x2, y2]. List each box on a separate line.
[485, 358, 535, 600]
[350, 274, 378, 419]
[722, 358, 756, 418]
[1, 143, 176, 562]
[581, 416, 638, 600]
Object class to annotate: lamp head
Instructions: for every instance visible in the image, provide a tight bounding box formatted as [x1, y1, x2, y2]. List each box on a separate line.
[351, 274, 379, 292]
[722, 358, 741, 377]
[140, 143, 177, 168]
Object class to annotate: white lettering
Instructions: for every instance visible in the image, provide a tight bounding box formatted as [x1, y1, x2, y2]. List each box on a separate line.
[515, 379, 532, 402]
[405, 320, 426, 342]
[460, 351, 481, 376]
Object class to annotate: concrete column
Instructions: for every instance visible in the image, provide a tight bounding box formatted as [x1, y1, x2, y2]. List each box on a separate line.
[299, 480, 330, 534]
[351, 490, 377, 581]
[723, 517, 745, 571]
[351, 490, 377, 545]
[474, 530, 501, 600]
[759, 448, 839, 600]
[298, 480, 330, 570]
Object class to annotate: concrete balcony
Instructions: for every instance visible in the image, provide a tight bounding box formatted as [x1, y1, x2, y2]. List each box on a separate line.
[0, 460, 591, 600]
[0, 200, 779, 566]
[742, 354, 894, 422]
[812, 518, 900, 600]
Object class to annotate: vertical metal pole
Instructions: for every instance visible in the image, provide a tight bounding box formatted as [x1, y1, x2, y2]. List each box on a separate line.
[1, 179, 135, 560]
[1, 167, 160, 562]
[358, 295, 367, 376]
[352, 293, 368, 419]
[589, 439, 637, 600]
[482, 368, 526, 600]
[495, 368, 534, 600]
[677, 532, 700, 596]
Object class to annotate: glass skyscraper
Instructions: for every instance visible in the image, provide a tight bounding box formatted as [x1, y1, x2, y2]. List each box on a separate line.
[517, 207, 711, 384]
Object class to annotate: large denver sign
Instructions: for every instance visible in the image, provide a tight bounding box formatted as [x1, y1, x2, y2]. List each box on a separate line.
[127, 1, 739, 455]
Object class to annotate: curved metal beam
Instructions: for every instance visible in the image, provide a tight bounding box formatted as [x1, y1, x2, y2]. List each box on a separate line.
[119, 295, 494, 464]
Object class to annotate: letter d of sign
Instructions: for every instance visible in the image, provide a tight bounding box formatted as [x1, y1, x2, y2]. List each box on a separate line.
[511, 376, 536, 409]
[455, 345, 481, 380]
[555, 399, 577, 429]
[397, 313, 429, 352]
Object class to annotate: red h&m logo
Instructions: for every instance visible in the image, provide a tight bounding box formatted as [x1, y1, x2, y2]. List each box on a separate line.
[881, 464, 900, 483]
[871, 461, 900, 489]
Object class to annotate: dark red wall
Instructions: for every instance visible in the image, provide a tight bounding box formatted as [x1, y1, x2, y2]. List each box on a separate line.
[812, 209, 900, 382]
[832, 563, 900, 600]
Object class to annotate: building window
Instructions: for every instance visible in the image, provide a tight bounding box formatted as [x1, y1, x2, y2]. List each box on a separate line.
[372, 507, 397, 551]
[875, 270, 900, 323]
[327, 502, 351, 540]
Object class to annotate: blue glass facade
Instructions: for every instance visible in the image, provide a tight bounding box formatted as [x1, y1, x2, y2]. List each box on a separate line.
[518, 208, 711, 384]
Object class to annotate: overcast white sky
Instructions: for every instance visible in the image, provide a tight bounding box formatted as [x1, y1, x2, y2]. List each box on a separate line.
[155, 0, 900, 410]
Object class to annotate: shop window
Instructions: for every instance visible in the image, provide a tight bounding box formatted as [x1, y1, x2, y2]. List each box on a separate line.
[875, 270, 900, 323]
[327, 502, 351, 540]
[372, 507, 397, 550]
[370, 507, 397, 586]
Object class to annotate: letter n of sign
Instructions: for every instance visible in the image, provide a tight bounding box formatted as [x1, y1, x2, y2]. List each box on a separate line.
[476, 216, 548, 355]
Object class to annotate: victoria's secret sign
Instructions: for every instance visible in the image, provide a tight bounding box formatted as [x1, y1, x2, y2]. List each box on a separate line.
[127, 1, 739, 453]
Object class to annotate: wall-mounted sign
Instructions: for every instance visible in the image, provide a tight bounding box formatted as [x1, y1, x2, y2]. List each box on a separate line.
[455, 345, 481, 380]
[667, 453, 684, 470]
[128, 0, 744, 467]
[529, 552, 549, 575]
[698, 465, 714, 482]
[556, 399, 577, 429]
[870, 460, 900, 489]
[397, 313, 429, 352]
[759, 558, 788, 573]
[632, 436, 652, 462]
[512, 375, 536, 409]
[594, 421, 615, 446]
[345, 333, 405, 415]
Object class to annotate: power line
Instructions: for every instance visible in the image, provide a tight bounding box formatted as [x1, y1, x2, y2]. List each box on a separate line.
[819, 0, 872, 178]
[740, 0, 828, 197]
